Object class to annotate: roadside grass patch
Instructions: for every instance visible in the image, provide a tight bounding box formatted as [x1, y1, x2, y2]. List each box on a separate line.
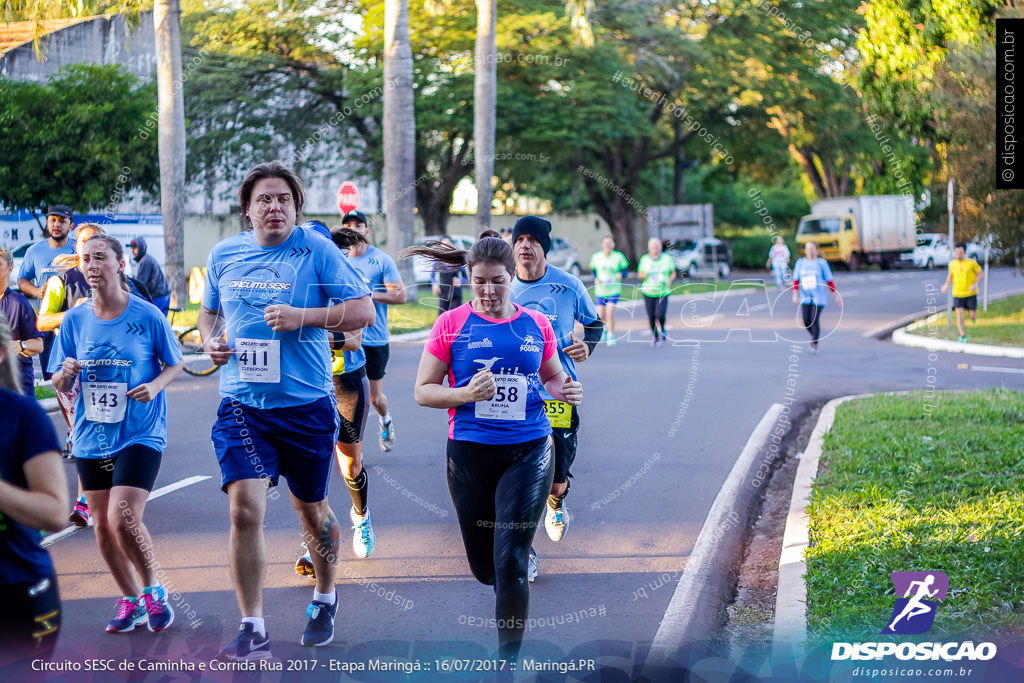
[805, 389, 1024, 643]
[591, 280, 761, 303]
[906, 293, 1024, 347]
[35, 384, 56, 400]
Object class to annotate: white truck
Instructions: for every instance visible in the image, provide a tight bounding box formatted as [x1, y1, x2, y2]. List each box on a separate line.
[796, 195, 916, 270]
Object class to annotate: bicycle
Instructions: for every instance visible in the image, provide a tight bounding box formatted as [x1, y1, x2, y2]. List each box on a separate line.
[168, 307, 219, 377]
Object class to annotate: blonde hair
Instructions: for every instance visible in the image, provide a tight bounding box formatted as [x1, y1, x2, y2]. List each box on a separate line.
[0, 312, 20, 393]
[52, 223, 105, 274]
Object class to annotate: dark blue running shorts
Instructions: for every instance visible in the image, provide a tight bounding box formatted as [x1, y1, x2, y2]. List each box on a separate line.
[211, 395, 338, 503]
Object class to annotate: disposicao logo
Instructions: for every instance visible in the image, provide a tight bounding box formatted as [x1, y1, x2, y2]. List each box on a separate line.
[883, 571, 948, 635]
[831, 571, 997, 662]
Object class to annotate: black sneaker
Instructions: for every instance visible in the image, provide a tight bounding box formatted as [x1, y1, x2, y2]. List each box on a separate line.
[216, 623, 272, 661]
[300, 595, 337, 647]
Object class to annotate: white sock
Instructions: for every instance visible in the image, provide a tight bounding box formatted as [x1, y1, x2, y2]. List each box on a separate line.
[380, 412, 391, 425]
[241, 617, 265, 636]
[313, 589, 336, 605]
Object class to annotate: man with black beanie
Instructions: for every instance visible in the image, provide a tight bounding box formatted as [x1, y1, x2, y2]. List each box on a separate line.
[509, 215, 604, 581]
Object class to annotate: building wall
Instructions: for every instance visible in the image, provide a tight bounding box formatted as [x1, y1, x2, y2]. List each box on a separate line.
[0, 14, 156, 82]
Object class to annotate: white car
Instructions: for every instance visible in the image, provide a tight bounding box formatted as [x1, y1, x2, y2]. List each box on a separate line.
[901, 233, 952, 270]
[7, 242, 30, 291]
[412, 234, 475, 283]
[546, 237, 582, 277]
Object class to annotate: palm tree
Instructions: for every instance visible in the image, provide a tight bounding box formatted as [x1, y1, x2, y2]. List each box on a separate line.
[474, 0, 496, 232]
[153, 0, 186, 308]
[9, 0, 187, 307]
[384, 0, 417, 299]
[473, 0, 592, 231]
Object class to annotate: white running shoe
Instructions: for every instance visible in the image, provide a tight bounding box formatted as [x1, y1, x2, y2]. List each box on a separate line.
[527, 548, 538, 583]
[544, 502, 568, 542]
[351, 507, 376, 558]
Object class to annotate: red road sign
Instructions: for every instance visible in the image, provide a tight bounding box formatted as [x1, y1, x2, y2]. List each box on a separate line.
[337, 182, 359, 215]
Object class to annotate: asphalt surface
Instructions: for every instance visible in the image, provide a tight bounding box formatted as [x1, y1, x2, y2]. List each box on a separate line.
[36, 267, 1024, 681]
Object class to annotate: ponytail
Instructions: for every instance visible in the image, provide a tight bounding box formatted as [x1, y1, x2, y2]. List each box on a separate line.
[399, 233, 514, 275]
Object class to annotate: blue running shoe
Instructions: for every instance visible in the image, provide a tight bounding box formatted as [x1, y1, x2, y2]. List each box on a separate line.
[379, 418, 395, 452]
[106, 597, 147, 633]
[300, 595, 338, 647]
[351, 507, 376, 558]
[142, 585, 174, 631]
[217, 623, 272, 661]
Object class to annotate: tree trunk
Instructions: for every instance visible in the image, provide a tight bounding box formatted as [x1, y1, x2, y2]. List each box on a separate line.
[384, 0, 417, 300]
[474, 0, 497, 232]
[154, 0, 187, 307]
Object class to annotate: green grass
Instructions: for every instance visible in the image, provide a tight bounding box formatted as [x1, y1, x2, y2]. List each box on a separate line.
[389, 292, 441, 335]
[35, 385, 56, 400]
[805, 390, 1024, 644]
[906, 293, 1024, 347]
[168, 302, 202, 330]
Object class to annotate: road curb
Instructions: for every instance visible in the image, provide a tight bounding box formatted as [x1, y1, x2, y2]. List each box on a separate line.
[638, 403, 784, 680]
[892, 313, 1024, 358]
[772, 393, 874, 666]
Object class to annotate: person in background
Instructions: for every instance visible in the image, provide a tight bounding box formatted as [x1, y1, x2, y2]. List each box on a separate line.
[0, 246, 44, 397]
[588, 236, 629, 346]
[766, 236, 791, 290]
[431, 237, 466, 314]
[637, 238, 675, 346]
[17, 204, 76, 381]
[0, 311, 69, 670]
[128, 237, 171, 315]
[792, 241, 842, 354]
[940, 242, 983, 343]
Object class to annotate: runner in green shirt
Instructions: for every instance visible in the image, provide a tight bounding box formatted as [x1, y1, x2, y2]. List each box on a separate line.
[588, 237, 630, 347]
[637, 238, 675, 346]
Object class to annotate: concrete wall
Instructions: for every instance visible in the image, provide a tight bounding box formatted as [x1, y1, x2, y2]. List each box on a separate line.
[1, 14, 155, 82]
[183, 212, 615, 273]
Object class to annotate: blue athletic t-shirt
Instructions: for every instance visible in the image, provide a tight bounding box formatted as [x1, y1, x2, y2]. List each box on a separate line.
[346, 245, 401, 346]
[511, 265, 599, 384]
[0, 389, 61, 584]
[793, 257, 835, 307]
[18, 240, 76, 290]
[0, 288, 43, 396]
[48, 296, 183, 459]
[203, 227, 370, 409]
[425, 303, 556, 445]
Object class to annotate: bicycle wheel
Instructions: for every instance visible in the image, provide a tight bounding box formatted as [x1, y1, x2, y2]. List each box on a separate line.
[178, 327, 219, 377]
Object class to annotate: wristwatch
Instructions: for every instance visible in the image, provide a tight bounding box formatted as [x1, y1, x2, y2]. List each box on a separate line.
[19, 340, 27, 353]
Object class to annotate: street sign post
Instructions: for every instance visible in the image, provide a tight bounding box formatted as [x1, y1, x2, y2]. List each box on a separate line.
[337, 181, 359, 216]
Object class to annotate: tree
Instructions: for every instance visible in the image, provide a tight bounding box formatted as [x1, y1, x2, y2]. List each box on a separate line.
[6, 0, 189, 306]
[933, 41, 1024, 257]
[384, 0, 417, 296]
[0, 64, 159, 217]
[474, 0, 496, 231]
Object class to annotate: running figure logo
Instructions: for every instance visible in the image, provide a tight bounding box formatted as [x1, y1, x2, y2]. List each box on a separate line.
[882, 571, 949, 635]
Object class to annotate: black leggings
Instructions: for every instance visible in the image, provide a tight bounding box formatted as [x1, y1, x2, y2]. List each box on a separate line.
[643, 294, 668, 338]
[0, 571, 61, 671]
[800, 303, 825, 345]
[447, 437, 553, 661]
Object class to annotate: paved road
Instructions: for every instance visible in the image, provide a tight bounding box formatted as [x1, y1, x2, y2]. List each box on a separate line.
[39, 268, 1024, 680]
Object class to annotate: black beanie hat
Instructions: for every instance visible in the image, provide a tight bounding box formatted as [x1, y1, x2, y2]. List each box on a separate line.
[511, 215, 552, 255]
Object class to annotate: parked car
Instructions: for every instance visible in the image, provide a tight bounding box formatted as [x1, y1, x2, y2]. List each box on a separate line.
[900, 233, 952, 269]
[412, 234, 475, 284]
[546, 237, 582, 277]
[666, 238, 732, 278]
[7, 242, 30, 290]
[966, 236, 1004, 264]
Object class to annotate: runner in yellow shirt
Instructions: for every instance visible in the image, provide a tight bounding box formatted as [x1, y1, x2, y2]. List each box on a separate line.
[940, 242, 982, 343]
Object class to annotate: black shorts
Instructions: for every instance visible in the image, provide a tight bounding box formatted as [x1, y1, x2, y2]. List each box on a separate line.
[334, 367, 370, 445]
[363, 344, 390, 381]
[952, 295, 978, 311]
[76, 444, 163, 492]
[550, 405, 581, 484]
[0, 571, 61, 665]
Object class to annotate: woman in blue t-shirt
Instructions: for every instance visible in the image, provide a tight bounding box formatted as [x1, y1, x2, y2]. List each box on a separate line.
[401, 232, 582, 664]
[792, 241, 842, 353]
[49, 235, 184, 635]
[0, 312, 69, 668]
